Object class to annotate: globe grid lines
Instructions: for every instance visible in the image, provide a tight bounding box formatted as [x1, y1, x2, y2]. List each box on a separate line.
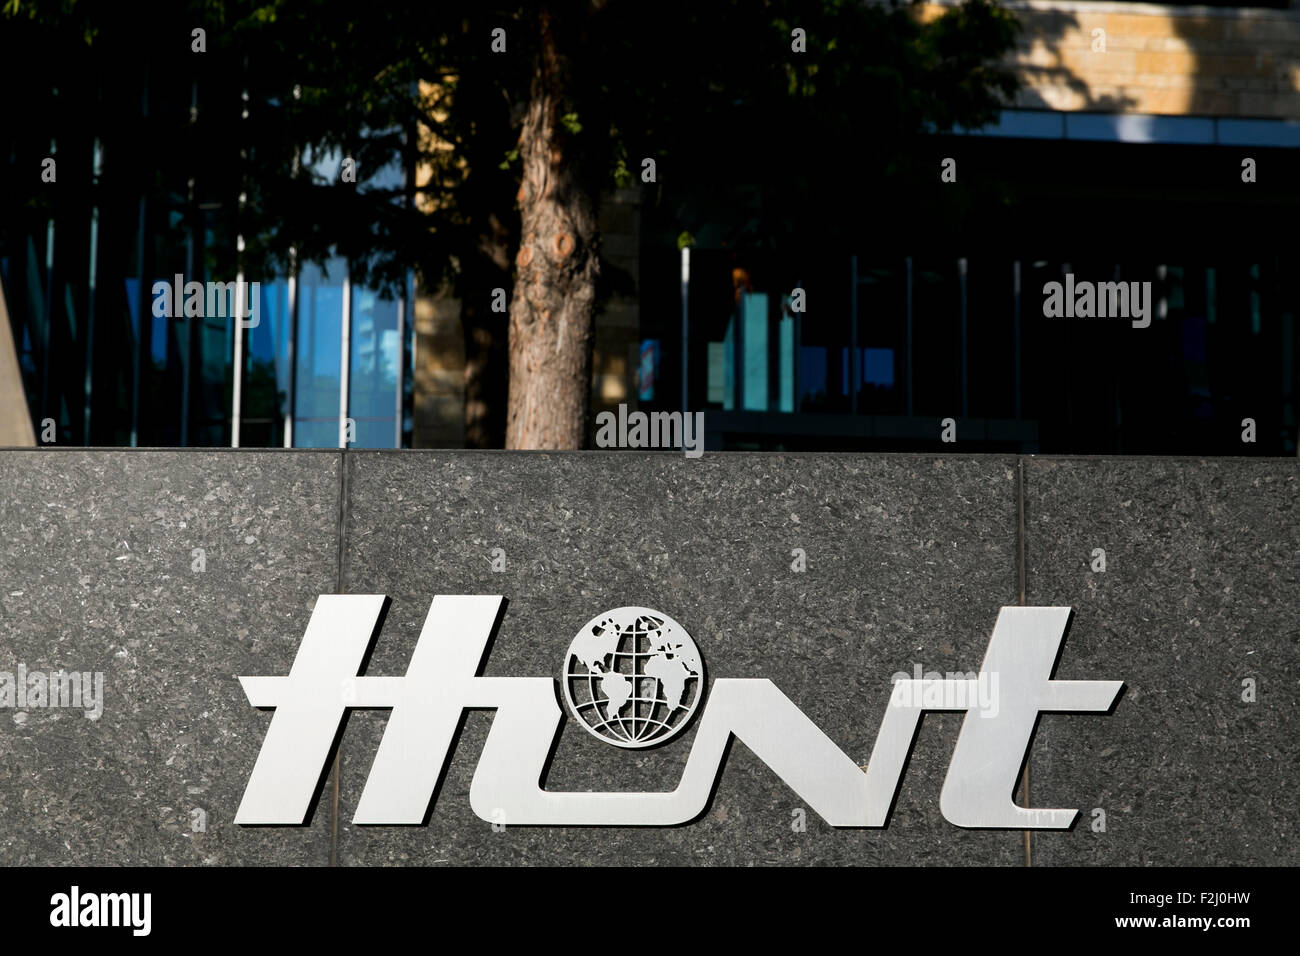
[572, 643, 686, 743]
[569, 667, 682, 743]
[563, 609, 701, 748]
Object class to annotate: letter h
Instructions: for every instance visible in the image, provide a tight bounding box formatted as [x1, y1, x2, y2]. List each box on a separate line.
[235, 595, 502, 824]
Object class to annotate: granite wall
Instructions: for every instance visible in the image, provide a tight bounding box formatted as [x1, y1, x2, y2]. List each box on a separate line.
[0, 450, 1294, 866]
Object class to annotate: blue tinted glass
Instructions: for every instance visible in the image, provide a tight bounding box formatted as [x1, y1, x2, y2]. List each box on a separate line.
[150, 288, 169, 367]
[863, 348, 895, 388]
[295, 419, 339, 448]
[294, 257, 345, 447]
[241, 279, 290, 446]
[741, 292, 768, 412]
[348, 283, 401, 448]
[799, 346, 827, 408]
[778, 312, 794, 413]
[722, 315, 736, 411]
[124, 278, 140, 341]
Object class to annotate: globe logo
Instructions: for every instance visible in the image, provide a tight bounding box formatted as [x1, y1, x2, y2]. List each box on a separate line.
[562, 607, 703, 749]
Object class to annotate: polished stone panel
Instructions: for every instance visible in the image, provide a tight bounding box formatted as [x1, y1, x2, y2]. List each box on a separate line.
[5, 448, 1288, 867]
[0, 450, 340, 865]
[1023, 457, 1299, 866]
[335, 451, 1023, 866]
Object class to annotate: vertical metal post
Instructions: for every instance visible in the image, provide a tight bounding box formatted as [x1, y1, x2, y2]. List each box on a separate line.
[735, 286, 745, 412]
[850, 255, 859, 414]
[181, 77, 199, 446]
[39, 99, 57, 435]
[959, 256, 968, 418]
[680, 247, 689, 413]
[131, 193, 147, 447]
[231, 81, 251, 448]
[284, 250, 297, 448]
[231, 240, 245, 448]
[1156, 263, 1167, 323]
[1113, 264, 1123, 454]
[793, 283, 802, 415]
[1013, 260, 1022, 421]
[339, 270, 352, 448]
[84, 137, 102, 445]
[181, 220, 193, 446]
[398, 91, 416, 449]
[40, 149, 55, 431]
[131, 70, 148, 448]
[394, 284, 406, 448]
[905, 255, 914, 417]
[1062, 262, 1072, 441]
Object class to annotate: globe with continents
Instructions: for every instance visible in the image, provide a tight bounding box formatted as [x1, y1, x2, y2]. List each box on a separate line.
[563, 607, 703, 748]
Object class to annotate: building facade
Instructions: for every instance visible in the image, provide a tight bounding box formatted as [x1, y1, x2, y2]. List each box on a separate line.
[0, 51, 414, 451]
[413, 0, 1300, 456]
[4, 1, 1297, 455]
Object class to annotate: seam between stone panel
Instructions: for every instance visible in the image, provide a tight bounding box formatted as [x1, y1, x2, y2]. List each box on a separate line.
[337, 449, 349, 595]
[329, 449, 349, 868]
[1017, 456, 1032, 868]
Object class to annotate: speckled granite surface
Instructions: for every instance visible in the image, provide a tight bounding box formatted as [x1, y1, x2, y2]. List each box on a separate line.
[0, 451, 340, 865]
[0, 449, 1293, 866]
[334, 452, 1021, 865]
[1023, 457, 1299, 866]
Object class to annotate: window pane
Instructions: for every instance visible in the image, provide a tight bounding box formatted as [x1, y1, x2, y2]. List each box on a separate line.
[240, 278, 290, 447]
[348, 283, 401, 448]
[741, 292, 769, 412]
[293, 257, 345, 447]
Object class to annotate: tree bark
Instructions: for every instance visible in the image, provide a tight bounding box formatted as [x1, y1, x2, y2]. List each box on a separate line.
[505, 5, 600, 450]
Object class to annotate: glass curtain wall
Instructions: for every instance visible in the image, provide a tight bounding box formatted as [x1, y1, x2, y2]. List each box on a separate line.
[672, 250, 1297, 455]
[1, 68, 413, 450]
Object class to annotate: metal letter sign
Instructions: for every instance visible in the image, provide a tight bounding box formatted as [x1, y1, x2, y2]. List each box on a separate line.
[236, 597, 1122, 828]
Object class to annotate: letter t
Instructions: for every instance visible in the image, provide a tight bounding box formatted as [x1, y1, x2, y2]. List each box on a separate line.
[235, 595, 386, 824]
[939, 607, 1123, 828]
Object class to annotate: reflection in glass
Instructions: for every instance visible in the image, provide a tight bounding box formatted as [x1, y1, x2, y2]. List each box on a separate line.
[348, 284, 401, 448]
[294, 256, 345, 447]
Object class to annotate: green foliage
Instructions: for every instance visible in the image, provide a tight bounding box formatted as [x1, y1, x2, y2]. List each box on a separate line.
[612, 158, 633, 190]
[2, 0, 1023, 290]
[578, 0, 1024, 251]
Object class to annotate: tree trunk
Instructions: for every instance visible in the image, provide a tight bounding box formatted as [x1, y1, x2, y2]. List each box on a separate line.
[505, 6, 600, 450]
